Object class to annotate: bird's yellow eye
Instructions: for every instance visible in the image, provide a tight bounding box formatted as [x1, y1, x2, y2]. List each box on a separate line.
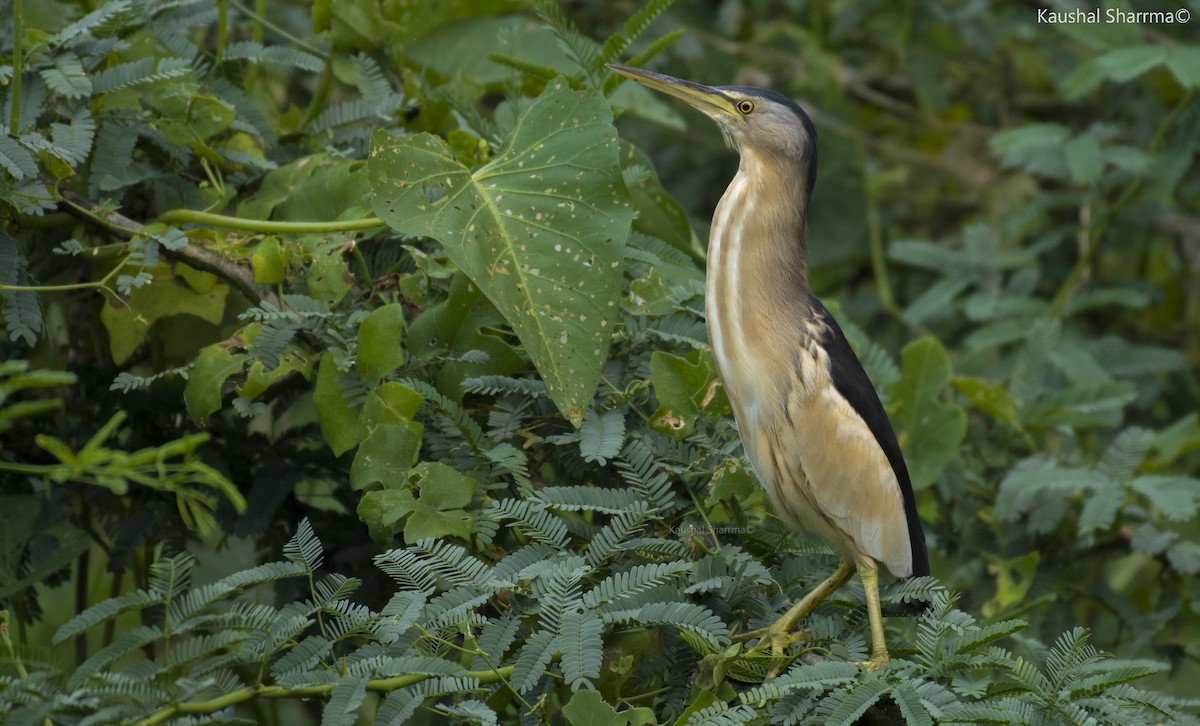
[737, 100, 755, 114]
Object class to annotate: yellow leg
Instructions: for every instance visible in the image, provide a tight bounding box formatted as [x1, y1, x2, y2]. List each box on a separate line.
[737, 560, 855, 659]
[857, 559, 889, 672]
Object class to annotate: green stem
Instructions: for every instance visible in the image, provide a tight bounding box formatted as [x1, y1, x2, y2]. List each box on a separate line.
[0, 461, 59, 476]
[298, 61, 335, 132]
[351, 243, 372, 285]
[74, 539, 89, 666]
[9, 0, 23, 133]
[225, 0, 329, 57]
[858, 144, 901, 320]
[0, 611, 29, 678]
[156, 209, 386, 233]
[215, 0, 228, 63]
[137, 666, 516, 725]
[1051, 89, 1196, 314]
[253, 0, 266, 44]
[0, 280, 113, 293]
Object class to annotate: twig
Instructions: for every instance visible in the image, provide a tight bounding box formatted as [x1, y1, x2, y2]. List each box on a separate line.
[57, 189, 280, 309]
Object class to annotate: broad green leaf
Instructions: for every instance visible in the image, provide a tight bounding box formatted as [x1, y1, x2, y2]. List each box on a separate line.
[706, 459, 758, 508]
[988, 123, 1070, 178]
[649, 349, 729, 439]
[887, 337, 966, 489]
[952, 377, 1021, 430]
[251, 238, 284, 284]
[1130, 475, 1200, 522]
[184, 344, 248, 426]
[0, 499, 90, 600]
[363, 381, 423, 426]
[669, 689, 719, 726]
[982, 551, 1039, 619]
[238, 155, 372, 221]
[402, 15, 574, 86]
[370, 80, 633, 426]
[407, 273, 525, 399]
[236, 323, 313, 399]
[1164, 46, 1200, 89]
[562, 682, 656, 726]
[101, 263, 229, 364]
[1147, 413, 1200, 469]
[624, 265, 674, 316]
[621, 143, 695, 257]
[350, 423, 421, 491]
[351, 383, 425, 492]
[238, 352, 313, 400]
[1064, 132, 1103, 185]
[307, 239, 353, 306]
[357, 462, 475, 544]
[358, 303, 405, 382]
[314, 351, 364, 456]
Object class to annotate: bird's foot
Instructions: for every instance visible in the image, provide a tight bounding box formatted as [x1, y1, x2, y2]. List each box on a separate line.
[854, 652, 889, 673]
[742, 623, 807, 678]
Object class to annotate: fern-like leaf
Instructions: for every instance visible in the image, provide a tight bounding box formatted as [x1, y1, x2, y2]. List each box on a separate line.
[52, 0, 136, 46]
[399, 377, 485, 452]
[954, 618, 1028, 655]
[270, 635, 333, 677]
[582, 561, 692, 609]
[425, 585, 493, 629]
[587, 501, 651, 566]
[49, 106, 95, 165]
[471, 615, 521, 671]
[283, 518, 324, 573]
[250, 320, 300, 371]
[487, 499, 570, 547]
[681, 702, 758, 725]
[53, 590, 162, 644]
[407, 539, 491, 587]
[1067, 661, 1163, 699]
[488, 543, 560, 585]
[321, 675, 369, 726]
[535, 485, 643, 514]
[559, 608, 603, 691]
[373, 686, 424, 726]
[510, 627, 557, 694]
[91, 57, 193, 93]
[461, 375, 549, 399]
[375, 590, 426, 644]
[223, 41, 324, 72]
[0, 135, 37, 180]
[606, 601, 730, 648]
[579, 408, 626, 465]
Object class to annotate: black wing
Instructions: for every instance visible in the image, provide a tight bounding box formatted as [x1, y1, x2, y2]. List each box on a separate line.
[811, 295, 930, 578]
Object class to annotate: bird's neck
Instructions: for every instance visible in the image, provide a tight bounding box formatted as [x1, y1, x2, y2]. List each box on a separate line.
[705, 153, 815, 427]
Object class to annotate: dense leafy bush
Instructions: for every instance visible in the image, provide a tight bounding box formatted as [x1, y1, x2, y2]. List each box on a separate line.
[2, 0, 1198, 724]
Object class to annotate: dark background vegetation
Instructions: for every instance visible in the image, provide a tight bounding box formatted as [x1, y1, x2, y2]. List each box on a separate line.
[2, 0, 1198, 723]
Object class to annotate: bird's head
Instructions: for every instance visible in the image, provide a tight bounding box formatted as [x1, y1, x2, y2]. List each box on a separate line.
[608, 64, 817, 196]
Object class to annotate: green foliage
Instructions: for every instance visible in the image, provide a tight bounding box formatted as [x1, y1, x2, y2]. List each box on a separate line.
[368, 79, 633, 426]
[2, 0, 1198, 724]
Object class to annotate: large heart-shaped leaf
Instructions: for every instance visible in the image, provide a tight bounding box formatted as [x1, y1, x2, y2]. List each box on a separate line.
[369, 80, 632, 426]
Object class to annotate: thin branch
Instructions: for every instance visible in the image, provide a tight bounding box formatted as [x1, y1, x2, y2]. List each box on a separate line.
[56, 189, 280, 309]
[135, 665, 517, 725]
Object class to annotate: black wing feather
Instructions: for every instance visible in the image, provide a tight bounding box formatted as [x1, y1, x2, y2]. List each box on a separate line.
[810, 295, 930, 578]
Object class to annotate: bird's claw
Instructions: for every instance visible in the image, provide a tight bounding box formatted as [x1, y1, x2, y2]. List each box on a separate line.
[855, 654, 889, 673]
[743, 625, 805, 678]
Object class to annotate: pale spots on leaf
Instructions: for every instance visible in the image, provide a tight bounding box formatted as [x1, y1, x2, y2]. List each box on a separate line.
[367, 83, 633, 428]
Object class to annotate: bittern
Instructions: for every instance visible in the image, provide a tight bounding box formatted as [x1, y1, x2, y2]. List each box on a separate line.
[609, 64, 929, 673]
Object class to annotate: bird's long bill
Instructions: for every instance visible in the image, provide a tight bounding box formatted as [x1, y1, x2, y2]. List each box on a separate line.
[606, 64, 738, 120]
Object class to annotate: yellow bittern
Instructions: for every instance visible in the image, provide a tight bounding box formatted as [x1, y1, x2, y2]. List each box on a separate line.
[609, 64, 929, 673]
